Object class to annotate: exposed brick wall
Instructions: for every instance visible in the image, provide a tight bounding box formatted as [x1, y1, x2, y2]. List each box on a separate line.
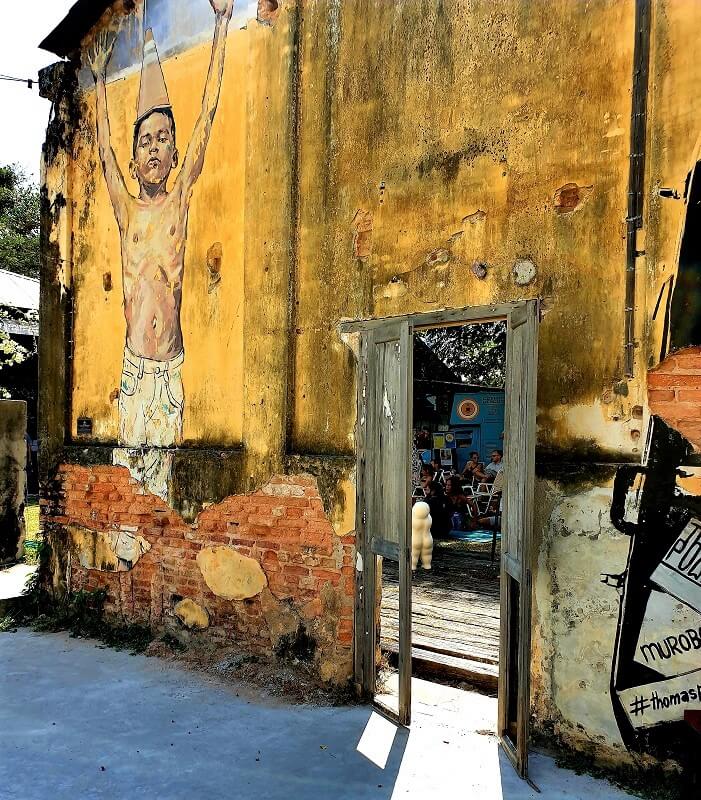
[648, 346, 701, 449]
[41, 466, 354, 681]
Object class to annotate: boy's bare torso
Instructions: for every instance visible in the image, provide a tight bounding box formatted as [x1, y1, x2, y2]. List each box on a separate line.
[121, 194, 188, 361]
[89, 0, 234, 364]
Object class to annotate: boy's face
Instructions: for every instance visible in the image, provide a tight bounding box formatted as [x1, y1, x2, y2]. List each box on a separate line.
[131, 111, 178, 187]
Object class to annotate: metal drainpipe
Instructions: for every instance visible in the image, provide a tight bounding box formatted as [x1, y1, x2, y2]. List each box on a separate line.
[624, 0, 652, 377]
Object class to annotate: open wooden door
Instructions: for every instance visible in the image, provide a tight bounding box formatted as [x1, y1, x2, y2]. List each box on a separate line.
[360, 318, 413, 725]
[499, 299, 539, 777]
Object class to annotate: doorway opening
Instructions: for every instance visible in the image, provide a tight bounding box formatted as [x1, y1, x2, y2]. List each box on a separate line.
[378, 320, 505, 699]
[347, 300, 538, 777]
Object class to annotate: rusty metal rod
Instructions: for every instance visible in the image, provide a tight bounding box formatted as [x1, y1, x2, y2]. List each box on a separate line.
[624, 0, 652, 377]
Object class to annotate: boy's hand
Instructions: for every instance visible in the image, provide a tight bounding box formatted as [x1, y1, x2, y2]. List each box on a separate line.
[209, 0, 235, 20]
[88, 29, 117, 81]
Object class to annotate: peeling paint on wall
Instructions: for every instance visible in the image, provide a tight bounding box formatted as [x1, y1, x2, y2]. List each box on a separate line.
[553, 183, 593, 215]
[196, 545, 268, 600]
[174, 597, 210, 629]
[69, 523, 151, 572]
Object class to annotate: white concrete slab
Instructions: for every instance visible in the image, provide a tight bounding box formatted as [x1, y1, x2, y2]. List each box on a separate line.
[0, 630, 641, 800]
[0, 563, 36, 600]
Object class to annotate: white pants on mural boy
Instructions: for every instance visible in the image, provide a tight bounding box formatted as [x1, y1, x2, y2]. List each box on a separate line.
[113, 347, 184, 501]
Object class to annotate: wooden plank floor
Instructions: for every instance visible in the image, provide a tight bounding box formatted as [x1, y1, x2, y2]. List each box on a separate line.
[380, 539, 500, 686]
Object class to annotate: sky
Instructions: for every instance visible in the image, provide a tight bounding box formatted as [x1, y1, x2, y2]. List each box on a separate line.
[0, 1, 260, 182]
[0, 1, 82, 181]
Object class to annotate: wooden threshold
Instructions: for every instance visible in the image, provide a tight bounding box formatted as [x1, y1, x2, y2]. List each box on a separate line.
[381, 639, 498, 690]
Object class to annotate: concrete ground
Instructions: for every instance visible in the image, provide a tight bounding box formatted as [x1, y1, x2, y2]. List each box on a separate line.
[0, 630, 640, 800]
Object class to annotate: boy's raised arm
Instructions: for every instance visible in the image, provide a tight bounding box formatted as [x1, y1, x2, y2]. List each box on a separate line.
[88, 29, 130, 227]
[174, 0, 235, 205]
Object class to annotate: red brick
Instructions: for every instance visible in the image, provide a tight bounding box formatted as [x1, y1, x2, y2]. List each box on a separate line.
[676, 389, 701, 403]
[284, 565, 310, 578]
[301, 598, 322, 618]
[667, 348, 701, 370]
[307, 521, 333, 535]
[648, 388, 675, 404]
[648, 372, 701, 389]
[291, 498, 315, 509]
[312, 569, 341, 586]
[47, 465, 356, 680]
[290, 475, 317, 488]
[666, 402, 701, 421]
[247, 514, 274, 526]
[300, 532, 326, 548]
[254, 496, 287, 508]
[276, 518, 306, 529]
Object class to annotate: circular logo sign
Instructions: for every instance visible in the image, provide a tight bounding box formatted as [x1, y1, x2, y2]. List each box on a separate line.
[457, 398, 479, 421]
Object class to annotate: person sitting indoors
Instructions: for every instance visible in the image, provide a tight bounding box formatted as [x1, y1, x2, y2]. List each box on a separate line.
[416, 428, 433, 449]
[483, 449, 504, 483]
[461, 451, 485, 483]
[444, 475, 479, 528]
[419, 463, 435, 496]
[479, 493, 503, 531]
[444, 476, 470, 510]
[425, 479, 451, 538]
[430, 458, 446, 483]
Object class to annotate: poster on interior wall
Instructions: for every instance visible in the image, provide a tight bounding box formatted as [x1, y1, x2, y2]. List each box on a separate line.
[87, 0, 239, 500]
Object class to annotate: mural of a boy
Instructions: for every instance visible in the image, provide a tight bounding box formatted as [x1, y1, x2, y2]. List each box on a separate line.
[87, 0, 236, 500]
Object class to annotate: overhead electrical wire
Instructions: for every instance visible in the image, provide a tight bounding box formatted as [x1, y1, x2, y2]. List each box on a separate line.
[0, 74, 37, 89]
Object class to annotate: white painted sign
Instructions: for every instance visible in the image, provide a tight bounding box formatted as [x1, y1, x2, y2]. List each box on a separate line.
[651, 517, 701, 613]
[619, 670, 701, 729]
[634, 589, 701, 676]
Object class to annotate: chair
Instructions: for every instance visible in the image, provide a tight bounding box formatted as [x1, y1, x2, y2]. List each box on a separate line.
[474, 482, 492, 513]
[476, 471, 504, 514]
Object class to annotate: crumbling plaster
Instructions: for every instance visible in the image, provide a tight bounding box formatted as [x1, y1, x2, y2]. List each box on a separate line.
[533, 482, 627, 740]
[196, 546, 268, 601]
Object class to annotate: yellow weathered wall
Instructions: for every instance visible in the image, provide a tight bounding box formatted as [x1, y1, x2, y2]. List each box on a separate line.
[69, 0, 644, 460]
[292, 0, 640, 460]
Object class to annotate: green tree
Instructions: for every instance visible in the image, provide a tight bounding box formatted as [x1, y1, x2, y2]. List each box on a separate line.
[417, 321, 507, 388]
[0, 164, 40, 279]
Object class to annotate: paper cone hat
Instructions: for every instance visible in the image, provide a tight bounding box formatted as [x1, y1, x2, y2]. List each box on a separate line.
[135, 29, 171, 126]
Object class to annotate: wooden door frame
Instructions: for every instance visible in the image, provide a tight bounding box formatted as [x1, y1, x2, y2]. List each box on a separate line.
[365, 319, 413, 725]
[498, 299, 539, 777]
[342, 301, 538, 756]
